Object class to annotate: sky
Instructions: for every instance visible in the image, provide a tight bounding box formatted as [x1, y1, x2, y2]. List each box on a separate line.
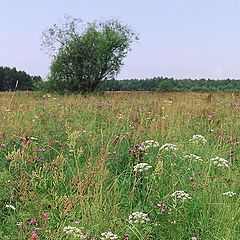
[1, 0, 240, 80]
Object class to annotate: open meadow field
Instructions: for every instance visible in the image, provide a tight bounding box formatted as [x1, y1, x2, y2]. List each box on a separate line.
[0, 92, 239, 240]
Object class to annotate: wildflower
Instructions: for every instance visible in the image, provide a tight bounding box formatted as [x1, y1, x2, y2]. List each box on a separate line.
[31, 232, 39, 239]
[184, 154, 203, 162]
[35, 157, 43, 163]
[139, 140, 159, 151]
[159, 143, 178, 152]
[63, 226, 86, 239]
[100, 231, 119, 240]
[210, 157, 229, 168]
[37, 147, 45, 152]
[156, 203, 172, 215]
[133, 163, 152, 172]
[30, 137, 38, 141]
[0, 143, 7, 148]
[223, 191, 236, 197]
[29, 218, 37, 225]
[124, 232, 129, 239]
[191, 237, 197, 240]
[83, 232, 92, 239]
[207, 112, 215, 121]
[128, 144, 146, 157]
[6, 204, 16, 211]
[128, 212, 150, 224]
[43, 212, 50, 219]
[171, 191, 192, 200]
[189, 135, 207, 144]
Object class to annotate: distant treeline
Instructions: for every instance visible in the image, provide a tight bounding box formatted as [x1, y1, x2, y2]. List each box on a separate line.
[98, 77, 240, 92]
[0, 66, 42, 91]
[1, 66, 240, 92]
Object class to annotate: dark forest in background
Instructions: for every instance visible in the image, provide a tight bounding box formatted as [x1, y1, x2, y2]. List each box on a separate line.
[98, 77, 240, 92]
[1, 66, 240, 92]
[0, 66, 42, 91]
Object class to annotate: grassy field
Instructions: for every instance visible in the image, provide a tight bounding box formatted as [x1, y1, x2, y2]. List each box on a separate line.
[0, 91, 239, 240]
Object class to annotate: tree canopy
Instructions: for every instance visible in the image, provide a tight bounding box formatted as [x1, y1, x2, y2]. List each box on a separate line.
[0, 66, 42, 91]
[42, 16, 138, 93]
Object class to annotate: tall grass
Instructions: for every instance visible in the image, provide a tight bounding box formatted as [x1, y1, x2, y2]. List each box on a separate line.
[0, 91, 239, 239]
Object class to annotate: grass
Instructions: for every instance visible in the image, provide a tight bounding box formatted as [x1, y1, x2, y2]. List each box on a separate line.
[0, 91, 239, 239]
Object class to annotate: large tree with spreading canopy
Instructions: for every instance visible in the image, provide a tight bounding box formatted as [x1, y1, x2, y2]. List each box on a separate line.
[41, 16, 138, 93]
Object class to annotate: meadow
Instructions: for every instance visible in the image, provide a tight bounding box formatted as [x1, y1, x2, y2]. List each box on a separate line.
[0, 91, 239, 240]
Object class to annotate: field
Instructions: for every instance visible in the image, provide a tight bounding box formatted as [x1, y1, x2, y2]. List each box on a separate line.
[0, 91, 239, 240]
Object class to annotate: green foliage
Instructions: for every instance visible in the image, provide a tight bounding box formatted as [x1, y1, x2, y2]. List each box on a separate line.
[158, 80, 174, 92]
[0, 66, 42, 91]
[42, 16, 138, 94]
[0, 92, 239, 239]
[99, 77, 240, 92]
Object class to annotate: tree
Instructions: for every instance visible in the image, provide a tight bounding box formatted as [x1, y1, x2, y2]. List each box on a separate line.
[158, 80, 175, 92]
[41, 16, 138, 93]
[0, 66, 42, 91]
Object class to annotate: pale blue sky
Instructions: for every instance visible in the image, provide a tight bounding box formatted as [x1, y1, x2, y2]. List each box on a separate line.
[1, 0, 240, 79]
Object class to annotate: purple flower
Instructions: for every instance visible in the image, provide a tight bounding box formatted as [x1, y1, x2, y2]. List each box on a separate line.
[0, 143, 7, 148]
[83, 232, 92, 239]
[37, 147, 45, 152]
[31, 232, 39, 239]
[124, 232, 129, 239]
[43, 212, 49, 219]
[29, 217, 37, 225]
[36, 157, 43, 163]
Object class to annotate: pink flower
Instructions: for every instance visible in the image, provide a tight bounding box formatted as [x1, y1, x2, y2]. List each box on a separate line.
[29, 217, 37, 225]
[31, 232, 39, 239]
[43, 212, 49, 219]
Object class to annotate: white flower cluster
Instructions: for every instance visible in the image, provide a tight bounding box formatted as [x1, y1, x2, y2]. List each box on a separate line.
[223, 191, 236, 197]
[63, 226, 86, 239]
[210, 157, 229, 168]
[139, 140, 159, 151]
[133, 163, 152, 172]
[172, 191, 192, 200]
[100, 231, 119, 240]
[5, 204, 16, 211]
[189, 135, 207, 144]
[128, 212, 150, 224]
[184, 154, 203, 162]
[159, 143, 178, 152]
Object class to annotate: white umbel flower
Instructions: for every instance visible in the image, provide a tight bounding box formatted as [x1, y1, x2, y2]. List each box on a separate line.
[6, 204, 16, 211]
[184, 154, 203, 162]
[210, 157, 229, 168]
[171, 190, 192, 200]
[128, 212, 150, 224]
[223, 191, 236, 197]
[189, 135, 207, 144]
[63, 226, 86, 239]
[159, 143, 178, 152]
[139, 140, 159, 151]
[133, 163, 152, 172]
[100, 231, 119, 240]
